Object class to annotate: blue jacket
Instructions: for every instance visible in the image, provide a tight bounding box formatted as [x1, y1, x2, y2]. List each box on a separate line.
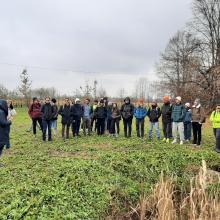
[183, 109, 192, 123]
[107, 107, 112, 120]
[171, 104, 186, 122]
[0, 99, 11, 145]
[134, 106, 147, 119]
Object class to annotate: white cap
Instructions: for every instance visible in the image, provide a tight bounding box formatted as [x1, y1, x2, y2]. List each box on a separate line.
[185, 102, 190, 108]
[75, 98, 80, 103]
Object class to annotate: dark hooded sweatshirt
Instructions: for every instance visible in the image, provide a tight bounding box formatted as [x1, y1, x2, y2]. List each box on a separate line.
[0, 99, 11, 145]
[120, 98, 134, 119]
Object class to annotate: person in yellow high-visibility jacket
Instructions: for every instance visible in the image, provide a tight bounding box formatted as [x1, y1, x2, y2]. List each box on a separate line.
[210, 104, 220, 153]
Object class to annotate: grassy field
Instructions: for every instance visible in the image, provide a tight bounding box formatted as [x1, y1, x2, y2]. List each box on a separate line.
[0, 108, 219, 219]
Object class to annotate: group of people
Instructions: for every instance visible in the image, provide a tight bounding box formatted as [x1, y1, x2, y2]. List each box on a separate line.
[0, 94, 220, 166]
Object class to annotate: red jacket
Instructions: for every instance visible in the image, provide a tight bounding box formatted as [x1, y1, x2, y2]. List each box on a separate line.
[28, 103, 43, 119]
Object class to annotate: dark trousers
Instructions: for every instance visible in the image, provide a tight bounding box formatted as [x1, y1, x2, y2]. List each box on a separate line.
[162, 122, 172, 139]
[83, 118, 91, 135]
[5, 126, 11, 149]
[136, 118, 144, 138]
[213, 128, 220, 151]
[111, 118, 120, 135]
[0, 144, 4, 156]
[32, 118, 43, 135]
[97, 118, 105, 135]
[72, 120, 81, 136]
[107, 119, 112, 132]
[184, 122, 192, 140]
[192, 122, 202, 145]
[91, 117, 97, 132]
[42, 120, 52, 141]
[62, 124, 70, 139]
[123, 118, 132, 137]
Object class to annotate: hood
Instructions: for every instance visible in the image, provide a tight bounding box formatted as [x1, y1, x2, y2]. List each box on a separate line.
[0, 99, 8, 115]
[124, 97, 131, 104]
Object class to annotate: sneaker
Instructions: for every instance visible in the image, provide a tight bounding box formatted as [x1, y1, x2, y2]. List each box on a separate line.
[215, 148, 220, 153]
[180, 141, 184, 145]
[172, 139, 177, 144]
[166, 138, 170, 143]
[162, 138, 166, 142]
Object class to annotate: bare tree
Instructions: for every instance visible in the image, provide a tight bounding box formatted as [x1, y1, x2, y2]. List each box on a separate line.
[97, 86, 107, 98]
[18, 69, 32, 106]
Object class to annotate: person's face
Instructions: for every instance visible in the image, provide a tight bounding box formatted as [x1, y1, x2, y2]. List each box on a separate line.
[76, 100, 80, 104]
[125, 100, 129, 104]
[216, 106, 220, 112]
[175, 99, 181, 104]
[85, 100, 89, 105]
[94, 101, 98, 105]
[113, 103, 117, 108]
[64, 99, 69, 105]
[34, 99, 38, 104]
[45, 98, 50, 104]
[100, 102, 104, 106]
[194, 100, 199, 106]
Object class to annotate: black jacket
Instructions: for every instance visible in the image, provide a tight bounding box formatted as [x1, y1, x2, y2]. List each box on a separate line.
[161, 103, 172, 123]
[52, 104, 59, 120]
[147, 106, 161, 122]
[94, 106, 107, 119]
[41, 103, 55, 121]
[121, 103, 134, 119]
[58, 104, 72, 125]
[70, 104, 83, 121]
[0, 99, 11, 145]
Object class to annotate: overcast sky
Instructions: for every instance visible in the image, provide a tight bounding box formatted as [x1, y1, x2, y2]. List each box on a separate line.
[0, 0, 192, 97]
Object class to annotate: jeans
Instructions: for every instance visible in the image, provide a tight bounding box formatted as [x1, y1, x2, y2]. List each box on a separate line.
[192, 122, 202, 145]
[123, 118, 132, 137]
[148, 122, 160, 140]
[91, 116, 97, 132]
[111, 118, 120, 135]
[172, 122, 184, 141]
[82, 118, 91, 135]
[184, 122, 192, 140]
[32, 118, 43, 135]
[107, 119, 112, 132]
[42, 120, 52, 141]
[72, 119, 81, 136]
[136, 118, 145, 138]
[213, 128, 220, 151]
[97, 118, 105, 135]
[62, 124, 70, 139]
[162, 122, 172, 139]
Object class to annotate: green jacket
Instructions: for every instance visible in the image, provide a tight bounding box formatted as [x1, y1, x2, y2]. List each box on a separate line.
[171, 104, 186, 122]
[210, 111, 220, 128]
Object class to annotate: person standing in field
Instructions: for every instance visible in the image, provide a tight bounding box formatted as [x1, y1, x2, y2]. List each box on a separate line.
[191, 98, 206, 147]
[134, 99, 147, 138]
[121, 97, 134, 138]
[58, 98, 72, 141]
[82, 98, 92, 136]
[5, 100, 16, 150]
[171, 96, 186, 145]
[210, 104, 220, 153]
[91, 99, 98, 132]
[106, 102, 113, 135]
[0, 99, 11, 167]
[41, 97, 55, 142]
[110, 102, 121, 137]
[161, 96, 173, 143]
[28, 97, 43, 138]
[51, 98, 58, 136]
[183, 103, 192, 142]
[95, 99, 107, 135]
[147, 102, 161, 140]
[71, 98, 83, 137]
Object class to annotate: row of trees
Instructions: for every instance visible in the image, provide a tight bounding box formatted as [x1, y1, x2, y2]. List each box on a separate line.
[157, 0, 220, 108]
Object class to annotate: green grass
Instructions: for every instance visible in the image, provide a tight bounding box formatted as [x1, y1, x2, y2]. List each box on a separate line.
[0, 108, 219, 219]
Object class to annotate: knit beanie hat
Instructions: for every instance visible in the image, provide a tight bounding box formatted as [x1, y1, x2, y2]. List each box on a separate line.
[175, 96, 182, 102]
[185, 102, 190, 108]
[75, 98, 80, 104]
